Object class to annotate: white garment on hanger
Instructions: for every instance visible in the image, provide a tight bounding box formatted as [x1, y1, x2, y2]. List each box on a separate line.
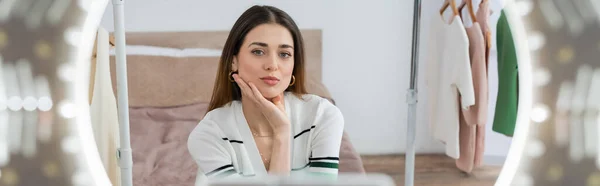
[425, 11, 476, 159]
[90, 26, 121, 186]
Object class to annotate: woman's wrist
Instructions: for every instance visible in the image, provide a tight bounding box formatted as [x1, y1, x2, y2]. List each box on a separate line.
[273, 128, 291, 141]
[271, 120, 291, 137]
[269, 125, 291, 175]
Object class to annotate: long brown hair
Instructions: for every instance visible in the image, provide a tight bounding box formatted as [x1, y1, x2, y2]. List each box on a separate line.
[207, 5, 307, 112]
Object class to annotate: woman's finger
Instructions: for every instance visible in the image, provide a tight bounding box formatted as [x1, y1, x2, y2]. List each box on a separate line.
[233, 74, 251, 96]
[248, 82, 270, 105]
[272, 93, 285, 112]
[233, 74, 256, 102]
[248, 82, 282, 119]
[235, 76, 263, 107]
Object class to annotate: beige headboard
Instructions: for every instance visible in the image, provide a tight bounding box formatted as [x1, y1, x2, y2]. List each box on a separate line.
[90, 30, 329, 107]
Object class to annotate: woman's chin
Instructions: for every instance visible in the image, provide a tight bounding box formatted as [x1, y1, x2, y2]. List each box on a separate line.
[262, 93, 281, 100]
[259, 89, 285, 100]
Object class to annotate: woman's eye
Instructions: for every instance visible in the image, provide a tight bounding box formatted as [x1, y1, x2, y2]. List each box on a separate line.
[279, 52, 292, 58]
[251, 50, 264, 56]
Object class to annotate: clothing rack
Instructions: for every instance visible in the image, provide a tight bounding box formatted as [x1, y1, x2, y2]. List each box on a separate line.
[405, 0, 422, 186]
[111, 0, 134, 186]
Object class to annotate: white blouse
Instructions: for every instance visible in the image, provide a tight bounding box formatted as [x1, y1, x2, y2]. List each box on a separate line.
[188, 92, 344, 181]
[425, 12, 476, 159]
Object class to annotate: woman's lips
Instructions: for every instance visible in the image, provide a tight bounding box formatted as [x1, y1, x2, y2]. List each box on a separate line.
[261, 76, 280, 86]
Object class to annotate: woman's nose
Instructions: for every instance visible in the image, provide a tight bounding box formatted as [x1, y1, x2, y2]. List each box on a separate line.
[264, 55, 279, 71]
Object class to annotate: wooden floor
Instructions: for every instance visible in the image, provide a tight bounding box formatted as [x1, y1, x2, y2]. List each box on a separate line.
[361, 154, 502, 186]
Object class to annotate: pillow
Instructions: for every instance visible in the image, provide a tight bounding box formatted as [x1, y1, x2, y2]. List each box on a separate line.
[109, 56, 219, 107]
[339, 131, 366, 173]
[305, 75, 335, 104]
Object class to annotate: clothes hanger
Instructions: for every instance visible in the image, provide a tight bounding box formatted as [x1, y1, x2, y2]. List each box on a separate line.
[439, 0, 460, 18]
[458, 0, 478, 23]
[479, 0, 494, 16]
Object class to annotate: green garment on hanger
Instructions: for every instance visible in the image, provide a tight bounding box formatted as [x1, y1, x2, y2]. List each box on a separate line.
[492, 10, 519, 137]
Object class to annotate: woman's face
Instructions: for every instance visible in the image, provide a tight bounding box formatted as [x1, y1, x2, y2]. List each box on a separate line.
[233, 23, 295, 99]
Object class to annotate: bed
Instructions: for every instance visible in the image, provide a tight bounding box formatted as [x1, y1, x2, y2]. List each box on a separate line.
[88, 29, 365, 186]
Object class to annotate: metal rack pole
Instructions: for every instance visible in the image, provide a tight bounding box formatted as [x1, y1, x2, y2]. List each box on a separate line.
[112, 0, 133, 186]
[405, 0, 422, 185]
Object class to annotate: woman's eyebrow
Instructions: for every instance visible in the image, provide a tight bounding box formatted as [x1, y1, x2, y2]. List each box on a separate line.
[248, 42, 294, 49]
[279, 44, 294, 49]
[248, 42, 268, 48]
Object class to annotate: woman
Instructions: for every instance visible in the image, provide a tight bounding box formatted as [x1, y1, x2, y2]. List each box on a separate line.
[187, 5, 345, 179]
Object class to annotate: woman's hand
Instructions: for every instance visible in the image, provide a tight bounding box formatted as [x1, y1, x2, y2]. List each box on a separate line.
[233, 74, 291, 134]
[233, 74, 292, 175]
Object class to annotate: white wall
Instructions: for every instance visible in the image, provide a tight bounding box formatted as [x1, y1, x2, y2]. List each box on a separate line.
[100, 0, 512, 161]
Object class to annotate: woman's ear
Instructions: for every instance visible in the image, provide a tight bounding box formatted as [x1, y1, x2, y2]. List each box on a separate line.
[231, 56, 239, 71]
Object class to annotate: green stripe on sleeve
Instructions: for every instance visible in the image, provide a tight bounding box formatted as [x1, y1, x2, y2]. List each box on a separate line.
[309, 162, 339, 169]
